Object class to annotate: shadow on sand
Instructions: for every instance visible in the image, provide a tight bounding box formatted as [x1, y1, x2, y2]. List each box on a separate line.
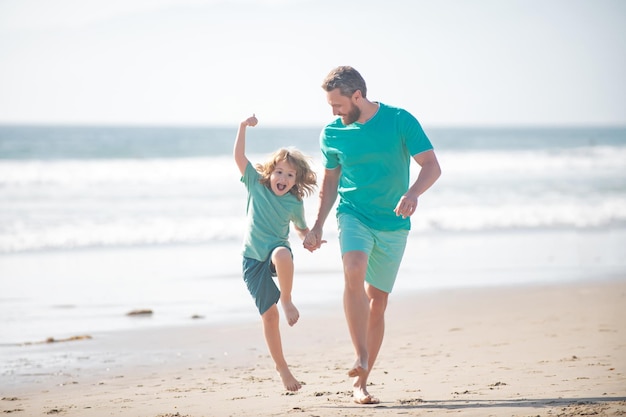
[321, 396, 626, 412]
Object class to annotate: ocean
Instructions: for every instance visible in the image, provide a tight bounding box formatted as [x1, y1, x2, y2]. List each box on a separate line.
[1, 125, 625, 353]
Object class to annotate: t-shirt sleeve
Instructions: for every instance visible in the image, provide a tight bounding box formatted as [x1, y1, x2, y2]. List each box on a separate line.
[241, 161, 259, 188]
[291, 202, 307, 230]
[400, 110, 434, 156]
[320, 128, 340, 170]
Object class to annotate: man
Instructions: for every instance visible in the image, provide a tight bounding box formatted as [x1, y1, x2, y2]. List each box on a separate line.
[304, 66, 441, 404]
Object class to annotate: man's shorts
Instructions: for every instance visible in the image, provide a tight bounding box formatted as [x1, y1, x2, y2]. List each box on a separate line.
[338, 213, 409, 293]
[242, 247, 290, 315]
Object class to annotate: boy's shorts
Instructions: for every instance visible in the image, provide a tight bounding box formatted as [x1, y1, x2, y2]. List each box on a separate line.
[338, 213, 409, 293]
[242, 247, 290, 315]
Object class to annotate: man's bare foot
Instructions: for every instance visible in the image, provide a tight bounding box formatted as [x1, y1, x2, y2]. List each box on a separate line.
[353, 376, 378, 404]
[347, 358, 368, 377]
[353, 390, 379, 404]
[277, 366, 302, 392]
[281, 300, 299, 326]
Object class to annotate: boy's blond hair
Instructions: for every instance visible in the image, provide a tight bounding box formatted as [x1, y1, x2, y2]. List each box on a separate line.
[255, 147, 317, 200]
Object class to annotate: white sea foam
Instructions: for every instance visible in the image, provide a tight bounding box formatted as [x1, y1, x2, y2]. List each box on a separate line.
[1, 143, 625, 253]
[0, 127, 626, 253]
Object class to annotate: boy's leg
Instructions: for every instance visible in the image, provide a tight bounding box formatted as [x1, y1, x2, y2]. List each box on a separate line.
[271, 246, 299, 326]
[261, 304, 301, 392]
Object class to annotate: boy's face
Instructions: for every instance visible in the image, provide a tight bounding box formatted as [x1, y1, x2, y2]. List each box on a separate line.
[270, 160, 297, 196]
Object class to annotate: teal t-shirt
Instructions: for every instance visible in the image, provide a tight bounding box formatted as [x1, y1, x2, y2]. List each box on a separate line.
[320, 102, 433, 231]
[241, 162, 307, 261]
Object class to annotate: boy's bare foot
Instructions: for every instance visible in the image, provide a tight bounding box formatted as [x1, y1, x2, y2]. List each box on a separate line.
[281, 300, 299, 326]
[277, 366, 302, 392]
[347, 358, 368, 377]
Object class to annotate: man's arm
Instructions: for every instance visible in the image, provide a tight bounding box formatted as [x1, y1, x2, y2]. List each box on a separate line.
[409, 149, 441, 197]
[304, 167, 340, 251]
[394, 149, 441, 218]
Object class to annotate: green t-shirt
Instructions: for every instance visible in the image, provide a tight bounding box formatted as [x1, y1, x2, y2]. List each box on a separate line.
[320, 102, 433, 231]
[241, 162, 307, 261]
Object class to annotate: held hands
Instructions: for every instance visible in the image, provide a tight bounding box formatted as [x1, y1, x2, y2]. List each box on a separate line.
[394, 194, 418, 219]
[242, 114, 258, 127]
[303, 228, 326, 252]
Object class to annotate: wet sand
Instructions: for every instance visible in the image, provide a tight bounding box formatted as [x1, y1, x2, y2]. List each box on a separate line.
[1, 279, 625, 417]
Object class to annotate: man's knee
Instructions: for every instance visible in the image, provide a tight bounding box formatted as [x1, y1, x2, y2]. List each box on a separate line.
[368, 286, 389, 316]
[370, 297, 387, 317]
[342, 251, 368, 286]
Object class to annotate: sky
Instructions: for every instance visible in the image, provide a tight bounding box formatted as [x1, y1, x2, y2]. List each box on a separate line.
[0, 0, 624, 127]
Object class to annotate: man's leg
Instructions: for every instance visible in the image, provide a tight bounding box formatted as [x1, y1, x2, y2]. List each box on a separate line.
[345, 225, 406, 404]
[352, 283, 389, 403]
[342, 250, 370, 377]
[365, 283, 389, 372]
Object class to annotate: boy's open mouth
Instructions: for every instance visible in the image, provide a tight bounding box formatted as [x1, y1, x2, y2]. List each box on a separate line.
[277, 183, 286, 191]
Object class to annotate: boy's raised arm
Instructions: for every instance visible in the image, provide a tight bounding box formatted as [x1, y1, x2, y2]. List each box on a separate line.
[233, 114, 258, 176]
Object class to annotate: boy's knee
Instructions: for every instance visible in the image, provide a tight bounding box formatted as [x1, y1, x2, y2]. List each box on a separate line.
[262, 304, 279, 323]
[272, 247, 292, 263]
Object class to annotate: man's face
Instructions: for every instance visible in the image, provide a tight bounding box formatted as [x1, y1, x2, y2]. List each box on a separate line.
[326, 88, 361, 125]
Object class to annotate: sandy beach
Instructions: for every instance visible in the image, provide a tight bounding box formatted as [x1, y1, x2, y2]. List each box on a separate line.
[1, 278, 625, 417]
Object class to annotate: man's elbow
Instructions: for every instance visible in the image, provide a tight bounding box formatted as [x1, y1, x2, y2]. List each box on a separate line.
[424, 157, 441, 180]
[433, 160, 442, 180]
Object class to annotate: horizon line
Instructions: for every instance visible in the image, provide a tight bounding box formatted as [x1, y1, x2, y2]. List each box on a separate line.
[1, 122, 625, 130]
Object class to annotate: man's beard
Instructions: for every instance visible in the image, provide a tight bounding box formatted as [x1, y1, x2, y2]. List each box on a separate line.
[341, 104, 361, 125]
